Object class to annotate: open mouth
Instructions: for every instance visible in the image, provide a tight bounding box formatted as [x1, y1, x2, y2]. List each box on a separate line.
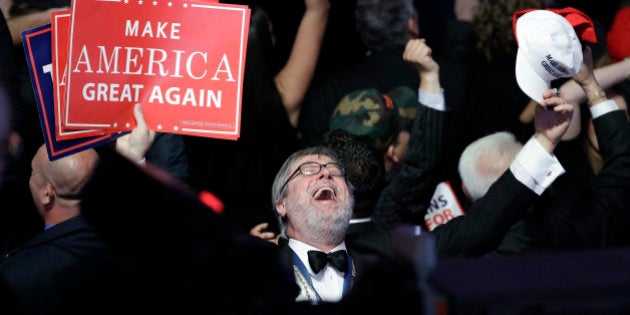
[313, 187, 336, 200]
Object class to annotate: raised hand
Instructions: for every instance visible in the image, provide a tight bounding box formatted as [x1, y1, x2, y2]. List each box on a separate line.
[249, 222, 279, 245]
[572, 46, 596, 87]
[403, 38, 439, 75]
[403, 38, 440, 92]
[115, 104, 156, 163]
[534, 89, 574, 153]
[572, 46, 608, 107]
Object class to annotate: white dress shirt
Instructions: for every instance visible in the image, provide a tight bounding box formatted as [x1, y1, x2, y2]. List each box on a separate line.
[288, 238, 349, 303]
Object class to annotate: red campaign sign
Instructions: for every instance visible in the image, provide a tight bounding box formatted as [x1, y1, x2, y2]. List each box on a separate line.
[51, 10, 108, 140]
[64, 0, 250, 140]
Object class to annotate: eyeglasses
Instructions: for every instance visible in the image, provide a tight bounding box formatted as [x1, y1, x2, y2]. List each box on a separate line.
[281, 162, 345, 192]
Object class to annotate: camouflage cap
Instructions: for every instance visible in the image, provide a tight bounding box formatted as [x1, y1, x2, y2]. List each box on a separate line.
[388, 86, 418, 128]
[329, 86, 417, 154]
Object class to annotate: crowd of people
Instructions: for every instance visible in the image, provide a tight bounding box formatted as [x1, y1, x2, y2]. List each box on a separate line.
[0, 0, 629, 313]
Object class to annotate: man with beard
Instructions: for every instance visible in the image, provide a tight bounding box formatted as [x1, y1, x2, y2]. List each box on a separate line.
[271, 146, 355, 304]
[270, 145, 425, 314]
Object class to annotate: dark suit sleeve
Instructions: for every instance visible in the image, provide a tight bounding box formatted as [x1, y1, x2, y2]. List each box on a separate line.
[146, 133, 190, 182]
[590, 110, 630, 246]
[373, 103, 444, 229]
[432, 171, 538, 258]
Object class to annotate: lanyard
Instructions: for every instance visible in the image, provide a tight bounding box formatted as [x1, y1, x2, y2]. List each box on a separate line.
[291, 250, 353, 304]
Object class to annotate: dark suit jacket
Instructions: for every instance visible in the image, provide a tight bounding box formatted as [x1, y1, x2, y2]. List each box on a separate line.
[591, 110, 630, 246]
[435, 109, 630, 258]
[345, 220, 394, 259]
[433, 171, 538, 258]
[373, 103, 445, 230]
[539, 109, 630, 249]
[0, 216, 131, 314]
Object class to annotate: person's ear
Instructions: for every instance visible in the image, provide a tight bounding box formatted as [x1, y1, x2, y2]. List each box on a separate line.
[42, 183, 55, 206]
[275, 200, 286, 217]
[386, 144, 400, 163]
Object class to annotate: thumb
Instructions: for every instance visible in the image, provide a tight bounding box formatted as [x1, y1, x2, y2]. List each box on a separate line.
[133, 103, 148, 129]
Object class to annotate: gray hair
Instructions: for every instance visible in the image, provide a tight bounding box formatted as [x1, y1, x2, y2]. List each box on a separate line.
[271, 146, 353, 238]
[458, 132, 522, 201]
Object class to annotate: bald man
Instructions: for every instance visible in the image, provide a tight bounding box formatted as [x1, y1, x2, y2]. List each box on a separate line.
[0, 146, 133, 313]
[28, 145, 99, 229]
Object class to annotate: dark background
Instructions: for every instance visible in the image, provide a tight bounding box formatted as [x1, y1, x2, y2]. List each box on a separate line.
[258, 0, 624, 82]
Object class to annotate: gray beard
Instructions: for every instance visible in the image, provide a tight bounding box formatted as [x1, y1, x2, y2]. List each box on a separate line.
[293, 197, 352, 246]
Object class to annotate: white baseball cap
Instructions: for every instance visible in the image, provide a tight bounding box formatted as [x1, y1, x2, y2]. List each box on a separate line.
[514, 10, 583, 103]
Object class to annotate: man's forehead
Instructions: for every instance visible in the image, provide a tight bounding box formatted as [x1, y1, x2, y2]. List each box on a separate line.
[294, 154, 334, 165]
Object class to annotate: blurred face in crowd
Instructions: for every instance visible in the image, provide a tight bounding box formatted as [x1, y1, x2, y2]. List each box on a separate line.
[276, 154, 353, 246]
[384, 129, 411, 171]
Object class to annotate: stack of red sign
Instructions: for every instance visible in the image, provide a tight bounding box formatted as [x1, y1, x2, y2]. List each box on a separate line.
[23, 0, 250, 160]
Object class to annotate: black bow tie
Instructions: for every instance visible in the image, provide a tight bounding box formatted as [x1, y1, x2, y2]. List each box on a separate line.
[307, 250, 348, 274]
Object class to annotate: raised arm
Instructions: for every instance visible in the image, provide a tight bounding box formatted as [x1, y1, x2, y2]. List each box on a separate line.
[274, 0, 329, 127]
[533, 89, 575, 153]
[545, 45, 630, 248]
[373, 38, 445, 229]
[553, 57, 628, 140]
[432, 87, 573, 257]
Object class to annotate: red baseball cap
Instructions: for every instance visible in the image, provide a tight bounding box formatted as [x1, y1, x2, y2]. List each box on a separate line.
[513, 7, 597, 44]
[607, 6, 630, 62]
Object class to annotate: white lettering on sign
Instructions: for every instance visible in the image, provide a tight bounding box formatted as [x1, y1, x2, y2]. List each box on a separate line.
[125, 20, 181, 39]
[82, 83, 144, 102]
[72, 45, 233, 82]
[148, 85, 222, 108]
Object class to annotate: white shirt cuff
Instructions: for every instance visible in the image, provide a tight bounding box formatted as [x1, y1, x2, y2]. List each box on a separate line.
[590, 99, 619, 119]
[418, 89, 445, 111]
[509, 136, 565, 195]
